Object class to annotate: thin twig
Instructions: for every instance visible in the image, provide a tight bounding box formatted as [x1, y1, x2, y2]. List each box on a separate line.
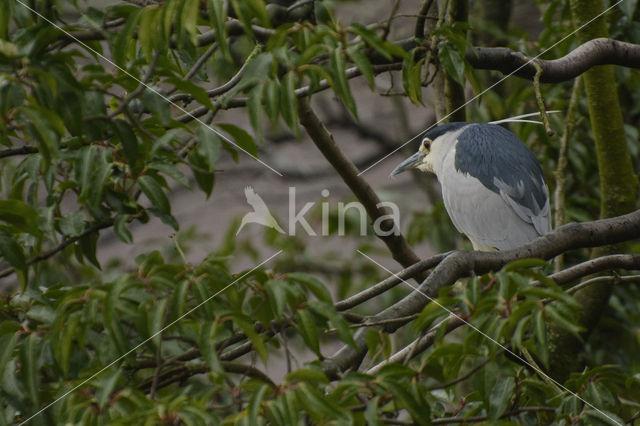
[554, 77, 582, 271]
[429, 406, 557, 424]
[109, 50, 161, 118]
[427, 356, 493, 390]
[335, 252, 450, 311]
[532, 62, 554, 136]
[414, 0, 436, 39]
[166, 43, 218, 97]
[0, 220, 114, 279]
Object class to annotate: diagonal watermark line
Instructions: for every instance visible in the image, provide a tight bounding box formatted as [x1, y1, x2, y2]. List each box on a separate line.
[358, 0, 626, 176]
[13, 0, 283, 177]
[357, 250, 623, 426]
[19, 250, 283, 425]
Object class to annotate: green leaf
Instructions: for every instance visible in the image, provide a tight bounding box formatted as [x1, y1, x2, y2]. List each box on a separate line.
[488, 378, 515, 419]
[104, 277, 129, 354]
[0, 199, 41, 236]
[167, 76, 215, 109]
[286, 272, 332, 303]
[236, 316, 268, 363]
[200, 320, 221, 373]
[248, 384, 269, 425]
[263, 78, 280, 123]
[0, 332, 18, 382]
[189, 150, 216, 197]
[280, 71, 300, 136]
[196, 125, 222, 171]
[296, 383, 353, 424]
[0, 228, 26, 270]
[179, 0, 200, 46]
[139, 5, 160, 60]
[584, 409, 624, 426]
[308, 301, 357, 349]
[502, 258, 549, 272]
[347, 45, 374, 89]
[438, 43, 466, 87]
[545, 304, 584, 338]
[296, 309, 320, 356]
[230, 0, 254, 40]
[207, 0, 231, 60]
[58, 210, 85, 237]
[349, 23, 391, 60]
[113, 8, 142, 66]
[285, 368, 329, 384]
[113, 118, 141, 173]
[96, 368, 120, 409]
[364, 396, 383, 426]
[382, 380, 430, 425]
[57, 314, 80, 377]
[138, 175, 171, 214]
[20, 333, 40, 406]
[265, 280, 287, 318]
[218, 123, 258, 157]
[329, 47, 357, 118]
[245, 0, 270, 27]
[142, 89, 171, 126]
[148, 162, 191, 188]
[147, 298, 168, 347]
[248, 84, 264, 141]
[79, 231, 101, 268]
[535, 309, 548, 367]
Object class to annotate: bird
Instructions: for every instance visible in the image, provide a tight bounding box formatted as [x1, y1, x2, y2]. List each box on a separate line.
[390, 122, 551, 251]
[237, 186, 285, 235]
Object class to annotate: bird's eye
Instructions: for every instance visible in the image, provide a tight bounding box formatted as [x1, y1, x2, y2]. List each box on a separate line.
[422, 138, 431, 151]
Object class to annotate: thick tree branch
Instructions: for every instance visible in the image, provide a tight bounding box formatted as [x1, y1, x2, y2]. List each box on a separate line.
[466, 38, 640, 83]
[323, 209, 640, 379]
[298, 96, 423, 273]
[547, 254, 640, 286]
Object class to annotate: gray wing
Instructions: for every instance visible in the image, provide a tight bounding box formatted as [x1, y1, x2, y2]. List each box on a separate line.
[453, 123, 552, 239]
[439, 147, 548, 250]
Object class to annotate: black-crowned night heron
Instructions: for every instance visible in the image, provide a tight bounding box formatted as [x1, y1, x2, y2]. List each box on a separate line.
[391, 122, 551, 251]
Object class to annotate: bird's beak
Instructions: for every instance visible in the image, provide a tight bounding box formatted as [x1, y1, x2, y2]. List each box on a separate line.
[390, 151, 426, 176]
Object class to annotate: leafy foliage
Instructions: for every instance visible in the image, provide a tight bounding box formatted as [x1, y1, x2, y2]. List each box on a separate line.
[0, 0, 639, 425]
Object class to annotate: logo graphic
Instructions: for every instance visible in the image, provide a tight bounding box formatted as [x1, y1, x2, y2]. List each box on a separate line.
[236, 186, 401, 237]
[237, 186, 285, 235]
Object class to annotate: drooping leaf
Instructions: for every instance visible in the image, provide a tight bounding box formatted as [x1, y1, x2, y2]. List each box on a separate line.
[0, 199, 40, 236]
[0, 228, 26, 271]
[138, 175, 171, 215]
[329, 47, 357, 118]
[196, 125, 222, 171]
[218, 123, 258, 158]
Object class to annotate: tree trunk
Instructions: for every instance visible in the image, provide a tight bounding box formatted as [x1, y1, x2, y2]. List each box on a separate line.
[548, 0, 638, 381]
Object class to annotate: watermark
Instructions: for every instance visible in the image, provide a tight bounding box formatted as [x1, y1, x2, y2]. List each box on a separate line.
[237, 186, 401, 237]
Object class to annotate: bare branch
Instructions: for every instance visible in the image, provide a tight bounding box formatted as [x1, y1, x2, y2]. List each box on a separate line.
[466, 38, 640, 83]
[430, 406, 557, 424]
[298, 96, 424, 274]
[547, 254, 640, 286]
[366, 315, 465, 375]
[335, 252, 451, 311]
[0, 145, 39, 159]
[0, 220, 114, 279]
